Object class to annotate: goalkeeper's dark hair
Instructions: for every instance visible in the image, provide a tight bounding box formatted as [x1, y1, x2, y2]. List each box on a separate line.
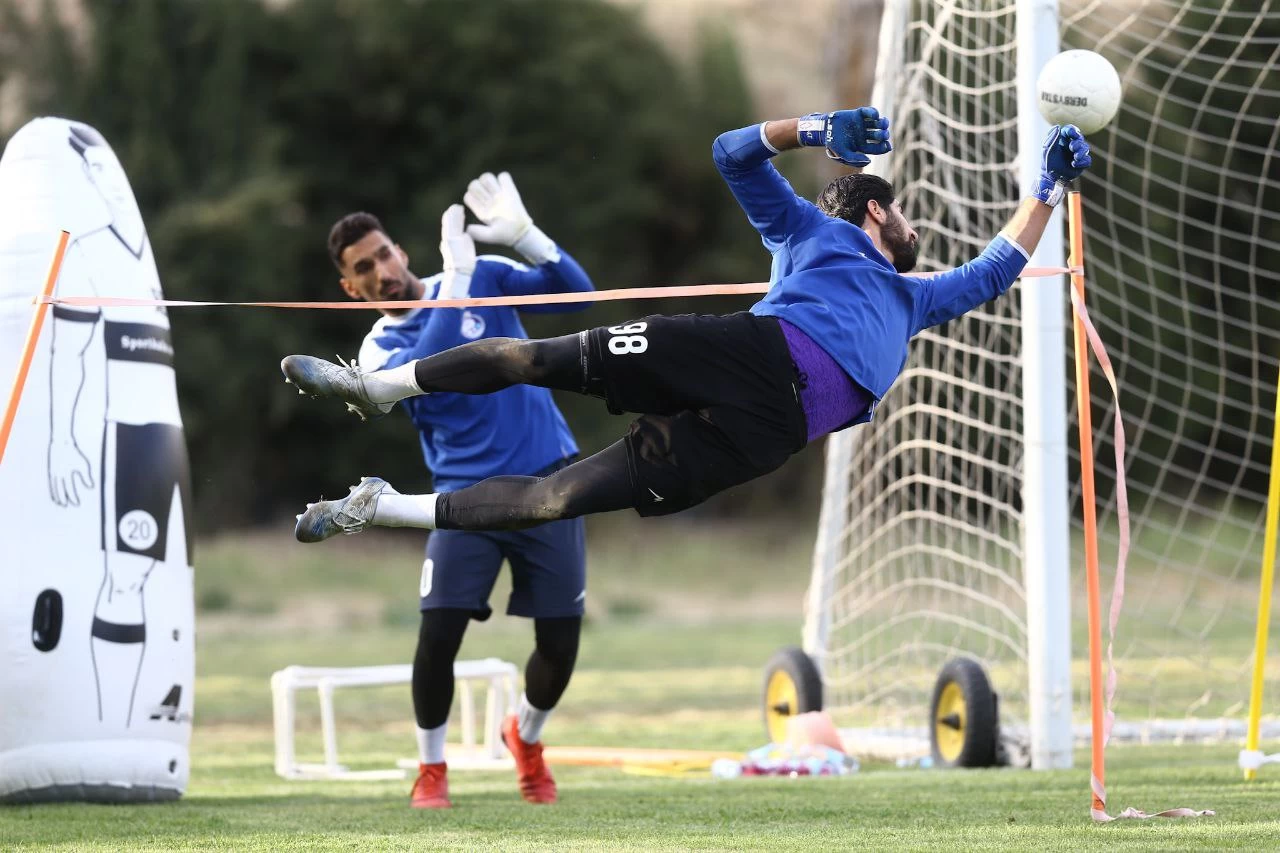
[816, 174, 896, 227]
[328, 211, 386, 271]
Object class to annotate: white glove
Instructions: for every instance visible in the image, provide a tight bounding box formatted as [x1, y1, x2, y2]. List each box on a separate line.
[463, 171, 560, 265]
[439, 204, 475, 298]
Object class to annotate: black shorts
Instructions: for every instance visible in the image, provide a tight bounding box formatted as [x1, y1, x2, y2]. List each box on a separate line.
[581, 312, 807, 517]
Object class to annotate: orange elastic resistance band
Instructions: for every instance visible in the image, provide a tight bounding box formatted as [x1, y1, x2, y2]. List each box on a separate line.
[0, 231, 70, 466]
[39, 267, 1079, 311]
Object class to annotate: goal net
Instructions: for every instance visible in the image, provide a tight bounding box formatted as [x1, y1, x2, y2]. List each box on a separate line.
[806, 0, 1280, 766]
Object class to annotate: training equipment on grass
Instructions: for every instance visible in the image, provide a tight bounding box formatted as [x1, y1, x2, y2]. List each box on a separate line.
[0, 118, 195, 804]
[800, 0, 1278, 783]
[271, 660, 518, 779]
[542, 746, 740, 777]
[762, 646, 823, 744]
[1242, 359, 1280, 779]
[785, 711, 845, 753]
[929, 658, 998, 769]
[1035, 50, 1122, 135]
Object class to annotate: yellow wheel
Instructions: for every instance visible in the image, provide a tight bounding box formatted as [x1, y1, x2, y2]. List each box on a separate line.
[929, 657, 998, 768]
[762, 647, 822, 743]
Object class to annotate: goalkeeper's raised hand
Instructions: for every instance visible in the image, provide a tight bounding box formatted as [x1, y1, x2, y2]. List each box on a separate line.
[463, 171, 560, 265]
[439, 203, 475, 298]
[1034, 124, 1092, 207]
[798, 107, 892, 168]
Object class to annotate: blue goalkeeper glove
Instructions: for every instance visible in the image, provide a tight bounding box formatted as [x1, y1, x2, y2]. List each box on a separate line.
[1034, 124, 1092, 207]
[797, 107, 892, 168]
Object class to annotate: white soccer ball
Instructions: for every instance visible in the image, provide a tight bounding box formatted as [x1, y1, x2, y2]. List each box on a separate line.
[1036, 50, 1122, 135]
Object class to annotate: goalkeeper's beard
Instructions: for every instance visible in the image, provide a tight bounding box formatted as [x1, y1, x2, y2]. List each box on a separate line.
[882, 219, 919, 273]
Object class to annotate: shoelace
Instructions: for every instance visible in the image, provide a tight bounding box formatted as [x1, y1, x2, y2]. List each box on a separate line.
[334, 481, 378, 535]
[335, 510, 369, 535]
[333, 354, 386, 420]
[334, 353, 366, 384]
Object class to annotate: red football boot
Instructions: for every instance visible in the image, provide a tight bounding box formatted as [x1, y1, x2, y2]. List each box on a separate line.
[410, 761, 451, 809]
[502, 714, 557, 804]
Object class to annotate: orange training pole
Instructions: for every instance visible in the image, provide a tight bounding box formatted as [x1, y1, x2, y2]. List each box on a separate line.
[1068, 193, 1106, 817]
[0, 231, 70, 467]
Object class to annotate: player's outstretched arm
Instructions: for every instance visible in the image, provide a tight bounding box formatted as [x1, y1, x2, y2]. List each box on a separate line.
[1000, 124, 1093, 255]
[714, 107, 891, 249]
[463, 171, 594, 313]
[769, 107, 892, 168]
[914, 126, 1092, 332]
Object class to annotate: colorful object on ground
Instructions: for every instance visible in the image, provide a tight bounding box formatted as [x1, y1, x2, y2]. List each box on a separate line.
[785, 711, 845, 752]
[712, 743, 858, 779]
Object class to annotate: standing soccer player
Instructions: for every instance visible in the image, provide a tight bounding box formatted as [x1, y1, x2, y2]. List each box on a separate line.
[285, 108, 1090, 537]
[320, 172, 594, 808]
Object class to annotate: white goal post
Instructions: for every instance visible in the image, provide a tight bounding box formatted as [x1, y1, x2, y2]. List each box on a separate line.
[806, 0, 1280, 768]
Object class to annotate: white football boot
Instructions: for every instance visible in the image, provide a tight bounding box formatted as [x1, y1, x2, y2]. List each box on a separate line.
[295, 477, 395, 543]
[281, 354, 395, 421]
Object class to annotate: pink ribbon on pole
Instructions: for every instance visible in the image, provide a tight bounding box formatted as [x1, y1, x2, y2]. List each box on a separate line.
[1070, 284, 1213, 822]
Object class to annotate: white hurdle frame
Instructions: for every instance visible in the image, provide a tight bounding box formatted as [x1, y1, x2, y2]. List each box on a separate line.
[271, 659, 518, 780]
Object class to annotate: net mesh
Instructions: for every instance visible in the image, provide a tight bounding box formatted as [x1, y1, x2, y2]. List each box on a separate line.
[809, 0, 1280, 754]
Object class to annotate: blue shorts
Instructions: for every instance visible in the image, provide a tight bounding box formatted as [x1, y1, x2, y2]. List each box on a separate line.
[419, 517, 586, 621]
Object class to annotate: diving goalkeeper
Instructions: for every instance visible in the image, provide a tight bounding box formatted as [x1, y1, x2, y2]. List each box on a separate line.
[283, 107, 1091, 536]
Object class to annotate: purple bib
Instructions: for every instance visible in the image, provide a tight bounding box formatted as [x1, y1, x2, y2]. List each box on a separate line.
[778, 318, 873, 443]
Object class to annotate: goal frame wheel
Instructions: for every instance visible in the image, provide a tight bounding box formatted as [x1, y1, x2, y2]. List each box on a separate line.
[762, 646, 823, 743]
[929, 657, 998, 768]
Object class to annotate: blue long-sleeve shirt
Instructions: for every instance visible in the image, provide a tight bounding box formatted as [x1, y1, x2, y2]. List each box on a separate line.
[358, 252, 592, 491]
[715, 124, 1029, 424]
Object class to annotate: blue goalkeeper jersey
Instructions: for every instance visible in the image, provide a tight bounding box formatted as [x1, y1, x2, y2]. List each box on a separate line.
[714, 124, 1030, 424]
[357, 252, 592, 492]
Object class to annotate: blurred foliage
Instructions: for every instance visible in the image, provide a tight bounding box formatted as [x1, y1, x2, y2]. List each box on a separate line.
[1, 0, 827, 529]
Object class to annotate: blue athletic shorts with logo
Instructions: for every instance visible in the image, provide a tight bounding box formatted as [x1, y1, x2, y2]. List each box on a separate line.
[419, 515, 586, 621]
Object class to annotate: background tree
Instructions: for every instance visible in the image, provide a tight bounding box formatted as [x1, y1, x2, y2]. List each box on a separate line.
[1, 0, 827, 528]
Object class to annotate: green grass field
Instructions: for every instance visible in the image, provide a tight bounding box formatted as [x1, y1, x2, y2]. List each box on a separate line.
[4, 517, 1279, 850]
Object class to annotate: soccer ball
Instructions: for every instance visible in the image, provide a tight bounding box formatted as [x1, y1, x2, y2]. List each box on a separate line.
[1036, 50, 1122, 135]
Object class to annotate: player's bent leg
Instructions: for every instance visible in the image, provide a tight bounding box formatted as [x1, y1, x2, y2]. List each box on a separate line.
[525, 616, 581, 716]
[281, 334, 587, 420]
[411, 333, 585, 395]
[435, 441, 634, 530]
[503, 618, 577, 806]
[294, 442, 633, 541]
[520, 617, 580, 743]
[414, 609, 472, 731]
[411, 608, 471, 810]
[502, 617, 580, 805]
